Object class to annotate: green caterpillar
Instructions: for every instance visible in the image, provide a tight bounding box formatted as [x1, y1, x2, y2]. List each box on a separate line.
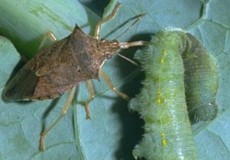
[182, 33, 218, 123]
[129, 30, 218, 160]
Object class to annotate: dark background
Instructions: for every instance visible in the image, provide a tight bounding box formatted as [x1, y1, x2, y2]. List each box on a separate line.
[80, 0, 110, 16]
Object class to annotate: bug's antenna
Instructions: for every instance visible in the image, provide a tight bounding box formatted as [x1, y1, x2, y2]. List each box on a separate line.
[102, 12, 146, 39]
[117, 53, 139, 66]
[114, 13, 145, 40]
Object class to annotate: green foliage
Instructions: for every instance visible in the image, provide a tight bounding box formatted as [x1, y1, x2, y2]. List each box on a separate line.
[0, 0, 230, 160]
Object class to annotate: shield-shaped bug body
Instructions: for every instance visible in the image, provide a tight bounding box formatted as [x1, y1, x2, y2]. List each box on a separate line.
[3, 3, 145, 151]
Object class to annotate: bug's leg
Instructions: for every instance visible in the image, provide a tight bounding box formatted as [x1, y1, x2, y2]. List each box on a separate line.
[81, 80, 95, 119]
[39, 87, 76, 151]
[38, 32, 57, 50]
[38, 32, 60, 151]
[99, 69, 129, 101]
[94, 3, 121, 39]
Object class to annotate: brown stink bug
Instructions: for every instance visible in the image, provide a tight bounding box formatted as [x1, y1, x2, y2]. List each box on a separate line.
[3, 3, 145, 151]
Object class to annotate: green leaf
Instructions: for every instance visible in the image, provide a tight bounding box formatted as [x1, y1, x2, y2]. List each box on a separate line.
[0, 0, 99, 58]
[0, 0, 230, 160]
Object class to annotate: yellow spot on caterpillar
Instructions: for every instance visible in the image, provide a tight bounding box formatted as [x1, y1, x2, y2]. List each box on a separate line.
[160, 49, 167, 63]
[156, 89, 164, 104]
[161, 132, 167, 147]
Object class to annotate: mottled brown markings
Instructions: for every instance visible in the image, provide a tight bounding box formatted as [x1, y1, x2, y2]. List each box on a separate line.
[4, 25, 121, 100]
